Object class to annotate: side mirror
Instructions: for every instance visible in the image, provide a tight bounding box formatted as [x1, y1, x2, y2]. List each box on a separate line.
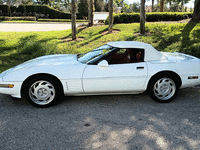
[98, 60, 109, 67]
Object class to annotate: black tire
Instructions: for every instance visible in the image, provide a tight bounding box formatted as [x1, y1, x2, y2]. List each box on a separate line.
[148, 75, 179, 103]
[24, 76, 62, 108]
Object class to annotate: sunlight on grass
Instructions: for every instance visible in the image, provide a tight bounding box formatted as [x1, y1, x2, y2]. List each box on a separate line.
[0, 22, 200, 73]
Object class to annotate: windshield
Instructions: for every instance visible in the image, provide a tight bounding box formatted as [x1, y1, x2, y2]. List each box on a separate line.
[78, 44, 113, 64]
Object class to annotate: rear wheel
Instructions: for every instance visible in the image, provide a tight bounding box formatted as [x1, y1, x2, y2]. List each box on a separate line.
[148, 76, 179, 103]
[24, 76, 62, 107]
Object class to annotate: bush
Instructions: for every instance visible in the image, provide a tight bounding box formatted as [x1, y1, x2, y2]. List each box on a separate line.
[0, 4, 84, 19]
[146, 12, 192, 21]
[38, 19, 85, 22]
[105, 12, 193, 24]
[0, 16, 36, 21]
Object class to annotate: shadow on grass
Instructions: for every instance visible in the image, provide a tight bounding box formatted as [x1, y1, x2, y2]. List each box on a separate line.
[155, 20, 199, 57]
[59, 27, 109, 48]
[0, 35, 57, 71]
[60, 26, 88, 42]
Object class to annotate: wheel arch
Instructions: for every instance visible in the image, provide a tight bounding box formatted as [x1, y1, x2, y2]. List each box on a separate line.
[21, 73, 64, 97]
[147, 70, 182, 91]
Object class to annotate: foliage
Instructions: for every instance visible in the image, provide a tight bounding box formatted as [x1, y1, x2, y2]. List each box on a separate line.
[94, 0, 104, 12]
[146, 12, 192, 21]
[167, 0, 191, 12]
[38, 18, 85, 22]
[0, 16, 36, 21]
[129, 2, 140, 13]
[0, 22, 200, 73]
[0, 4, 84, 19]
[105, 12, 193, 24]
[77, 0, 88, 17]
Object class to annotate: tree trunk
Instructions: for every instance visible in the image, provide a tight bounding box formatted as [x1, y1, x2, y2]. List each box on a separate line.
[71, 0, 76, 40]
[152, 0, 154, 12]
[140, 0, 146, 35]
[181, 1, 184, 12]
[160, 0, 164, 12]
[8, 5, 11, 17]
[88, 0, 94, 27]
[192, 0, 200, 22]
[108, 0, 113, 34]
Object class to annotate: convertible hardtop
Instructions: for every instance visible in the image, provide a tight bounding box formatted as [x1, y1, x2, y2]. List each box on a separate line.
[107, 41, 150, 49]
[107, 41, 167, 61]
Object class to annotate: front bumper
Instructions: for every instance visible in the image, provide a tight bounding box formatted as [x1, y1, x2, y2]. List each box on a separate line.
[0, 77, 22, 98]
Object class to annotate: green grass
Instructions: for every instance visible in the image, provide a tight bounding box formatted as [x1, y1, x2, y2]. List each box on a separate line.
[0, 22, 200, 73]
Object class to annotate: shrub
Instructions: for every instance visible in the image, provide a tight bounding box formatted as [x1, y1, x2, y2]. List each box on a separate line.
[146, 12, 192, 21]
[0, 16, 36, 21]
[105, 12, 193, 24]
[38, 19, 85, 22]
[0, 4, 84, 19]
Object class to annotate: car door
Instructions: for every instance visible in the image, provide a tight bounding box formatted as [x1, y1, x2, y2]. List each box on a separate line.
[82, 62, 148, 93]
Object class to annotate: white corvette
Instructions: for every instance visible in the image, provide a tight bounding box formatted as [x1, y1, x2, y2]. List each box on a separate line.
[0, 41, 200, 107]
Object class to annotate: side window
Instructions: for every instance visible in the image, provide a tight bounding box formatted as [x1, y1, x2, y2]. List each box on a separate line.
[107, 48, 145, 65]
[133, 49, 145, 63]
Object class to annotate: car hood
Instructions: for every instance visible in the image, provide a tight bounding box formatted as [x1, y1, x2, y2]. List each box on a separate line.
[11, 54, 80, 72]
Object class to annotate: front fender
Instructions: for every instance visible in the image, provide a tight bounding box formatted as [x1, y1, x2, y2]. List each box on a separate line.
[3, 64, 87, 82]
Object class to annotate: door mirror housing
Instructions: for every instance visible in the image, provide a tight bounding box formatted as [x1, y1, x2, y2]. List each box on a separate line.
[98, 60, 109, 67]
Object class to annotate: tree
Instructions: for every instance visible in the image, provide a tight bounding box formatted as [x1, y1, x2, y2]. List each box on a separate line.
[129, 2, 140, 13]
[192, 0, 200, 21]
[71, 0, 76, 40]
[2, 0, 21, 16]
[152, 0, 154, 12]
[21, 0, 33, 4]
[40, 0, 52, 6]
[108, 0, 113, 33]
[160, 0, 164, 12]
[88, 0, 94, 27]
[78, 0, 88, 16]
[94, 0, 105, 12]
[140, 0, 145, 35]
[166, 0, 190, 12]
[62, 0, 71, 12]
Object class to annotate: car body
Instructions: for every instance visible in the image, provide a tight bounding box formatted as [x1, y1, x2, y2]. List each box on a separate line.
[0, 41, 200, 107]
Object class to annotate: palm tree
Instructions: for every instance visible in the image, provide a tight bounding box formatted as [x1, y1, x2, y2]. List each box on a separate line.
[71, 0, 76, 40]
[88, 0, 94, 27]
[140, 0, 145, 34]
[192, 0, 200, 21]
[152, 0, 154, 12]
[108, 0, 113, 33]
[160, 0, 164, 12]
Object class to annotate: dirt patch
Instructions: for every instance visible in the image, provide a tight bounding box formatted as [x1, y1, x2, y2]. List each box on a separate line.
[101, 29, 121, 35]
[61, 37, 85, 42]
[133, 32, 153, 37]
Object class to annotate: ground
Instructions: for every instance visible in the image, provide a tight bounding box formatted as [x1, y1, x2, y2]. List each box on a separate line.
[0, 86, 200, 149]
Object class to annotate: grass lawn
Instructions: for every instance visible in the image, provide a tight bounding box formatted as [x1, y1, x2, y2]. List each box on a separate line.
[0, 22, 200, 73]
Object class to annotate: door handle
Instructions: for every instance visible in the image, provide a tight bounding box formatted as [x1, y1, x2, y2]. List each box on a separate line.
[137, 67, 144, 69]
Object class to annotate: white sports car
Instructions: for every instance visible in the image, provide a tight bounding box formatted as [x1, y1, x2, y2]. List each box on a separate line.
[0, 41, 200, 107]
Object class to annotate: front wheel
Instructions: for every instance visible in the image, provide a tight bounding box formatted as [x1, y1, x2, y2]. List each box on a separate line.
[148, 76, 179, 103]
[24, 76, 62, 107]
